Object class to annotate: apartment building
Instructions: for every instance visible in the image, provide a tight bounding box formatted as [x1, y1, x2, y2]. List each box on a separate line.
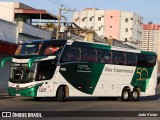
[142, 23, 160, 58]
[73, 8, 143, 49]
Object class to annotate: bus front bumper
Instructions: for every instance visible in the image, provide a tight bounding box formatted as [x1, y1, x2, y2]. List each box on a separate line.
[8, 85, 40, 97]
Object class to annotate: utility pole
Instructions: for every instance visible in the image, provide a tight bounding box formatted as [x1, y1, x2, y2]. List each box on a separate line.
[56, 8, 62, 39]
[56, 8, 75, 39]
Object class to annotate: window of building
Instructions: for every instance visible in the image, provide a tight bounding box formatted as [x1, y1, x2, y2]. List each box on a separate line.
[125, 28, 128, 32]
[98, 17, 101, 21]
[125, 18, 129, 22]
[82, 18, 85, 22]
[89, 17, 92, 21]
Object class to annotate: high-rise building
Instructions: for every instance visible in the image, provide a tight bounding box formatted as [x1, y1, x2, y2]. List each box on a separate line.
[73, 8, 143, 49]
[142, 23, 160, 59]
[142, 23, 160, 75]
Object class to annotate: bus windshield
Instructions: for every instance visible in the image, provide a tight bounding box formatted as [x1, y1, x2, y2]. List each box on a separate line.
[9, 63, 37, 83]
[15, 43, 42, 55]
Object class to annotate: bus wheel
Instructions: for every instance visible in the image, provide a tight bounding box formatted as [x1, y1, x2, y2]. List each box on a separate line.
[131, 88, 139, 101]
[121, 89, 130, 101]
[34, 97, 41, 101]
[57, 86, 65, 102]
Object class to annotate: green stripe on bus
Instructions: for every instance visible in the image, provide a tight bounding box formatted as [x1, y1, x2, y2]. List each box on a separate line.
[131, 67, 154, 92]
[1, 57, 13, 68]
[60, 63, 105, 94]
[28, 56, 47, 68]
[72, 41, 111, 50]
[141, 51, 156, 55]
[8, 84, 42, 97]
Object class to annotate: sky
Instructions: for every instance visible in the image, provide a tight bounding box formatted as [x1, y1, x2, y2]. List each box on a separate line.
[1, 0, 160, 23]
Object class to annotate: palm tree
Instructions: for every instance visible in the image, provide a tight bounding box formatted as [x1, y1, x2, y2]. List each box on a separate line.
[45, 22, 56, 31]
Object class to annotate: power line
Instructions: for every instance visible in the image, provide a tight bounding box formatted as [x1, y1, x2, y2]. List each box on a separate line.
[47, 0, 78, 11]
[56, 0, 77, 10]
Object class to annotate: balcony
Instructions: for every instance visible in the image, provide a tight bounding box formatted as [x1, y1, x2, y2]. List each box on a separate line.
[18, 22, 52, 39]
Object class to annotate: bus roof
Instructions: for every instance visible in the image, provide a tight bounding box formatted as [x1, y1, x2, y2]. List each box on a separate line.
[68, 40, 157, 55]
[21, 39, 156, 56]
[22, 39, 67, 44]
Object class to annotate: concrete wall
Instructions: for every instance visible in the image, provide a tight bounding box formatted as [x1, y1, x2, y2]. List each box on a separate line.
[0, 2, 15, 22]
[104, 10, 121, 40]
[119, 11, 134, 42]
[132, 13, 143, 44]
[0, 54, 11, 92]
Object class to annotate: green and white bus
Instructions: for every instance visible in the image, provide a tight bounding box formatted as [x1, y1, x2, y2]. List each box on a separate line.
[2, 39, 157, 102]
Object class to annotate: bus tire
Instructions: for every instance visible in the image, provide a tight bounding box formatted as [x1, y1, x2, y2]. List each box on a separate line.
[57, 86, 65, 102]
[131, 88, 139, 101]
[121, 89, 130, 101]
[34, 97, 41, 101]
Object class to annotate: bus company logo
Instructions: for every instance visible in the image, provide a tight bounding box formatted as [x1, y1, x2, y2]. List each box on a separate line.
[60, 68, 66, 71]
[78, 64, 91, 70]
[2, 112, 11, 117]
[77, 64, 91, 73]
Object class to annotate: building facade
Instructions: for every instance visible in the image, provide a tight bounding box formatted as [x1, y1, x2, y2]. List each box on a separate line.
[142, 24, 160, 53]
[0, 2, 58, 42]
[141, 23, 160, 75]
[73, 8, 143, 49]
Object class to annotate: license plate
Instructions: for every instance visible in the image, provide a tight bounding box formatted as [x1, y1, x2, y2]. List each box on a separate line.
[16, 94, 20, 96]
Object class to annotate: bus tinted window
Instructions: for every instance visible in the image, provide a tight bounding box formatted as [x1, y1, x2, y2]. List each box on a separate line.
[61, 46, 81, 62]
[137, 54, 156, 67]
[15, 43, 42, 55]
[126, 53, 137, 66]
[113, 51, 126, 65]
[98, 50, 112, 64]
[41, 44, 64, 57]
[37, 60, 56, 81]
[82, 48, 97, 62]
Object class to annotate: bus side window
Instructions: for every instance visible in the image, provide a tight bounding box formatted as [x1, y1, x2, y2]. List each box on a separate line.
[98, 50, 112, 64]
[38, 60, 56, 81]
[44, 46, 52, 55]
[83, 48, 97, 62]
[61, 46, 81, 62]
[137, 54, 156, 67]
[113, 51, 126, 65]
[126, 53, 137, 66]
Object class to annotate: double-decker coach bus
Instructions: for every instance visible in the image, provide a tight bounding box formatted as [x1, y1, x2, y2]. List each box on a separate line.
[1, 40, 157, 102]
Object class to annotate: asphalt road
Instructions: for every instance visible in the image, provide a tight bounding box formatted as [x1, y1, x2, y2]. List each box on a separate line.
[0, 88, 160, 120]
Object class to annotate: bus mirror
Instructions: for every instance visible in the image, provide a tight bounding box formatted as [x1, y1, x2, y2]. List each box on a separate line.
[1, 57, 13, 68]
[28, 56, 47, 68]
